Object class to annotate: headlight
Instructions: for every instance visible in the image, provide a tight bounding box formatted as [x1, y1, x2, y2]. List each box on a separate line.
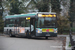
[54, 30, 57, 33]
[36, 29, 42, 33]
[56, 31, 57, 33]
[38, 31, 40, 33]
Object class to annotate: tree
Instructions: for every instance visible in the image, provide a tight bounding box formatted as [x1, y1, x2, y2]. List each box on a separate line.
[26, 0, 50, 12]
[3, 0, 25, 15]
[30, 0, 61, 13]
[36, 0, 50, 12]
[0, 0, 3, 16]
[69, 0, 75, 27]
[8, 0, 24, 14]
[57, 16, 70, 34]
[0, 0, 4, 32]
[51, 0, 61, 15]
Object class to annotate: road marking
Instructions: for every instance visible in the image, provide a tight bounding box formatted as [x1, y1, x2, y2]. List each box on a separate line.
[50, 46, 63, 48]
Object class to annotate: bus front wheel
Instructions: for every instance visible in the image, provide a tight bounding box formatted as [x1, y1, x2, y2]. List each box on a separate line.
[45, 37, 48, 39]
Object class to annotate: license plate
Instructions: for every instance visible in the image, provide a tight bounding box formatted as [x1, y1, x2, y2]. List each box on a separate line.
[46, 34, 50, 36]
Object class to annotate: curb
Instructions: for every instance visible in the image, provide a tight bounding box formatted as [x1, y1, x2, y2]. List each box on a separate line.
[0, 34, 8, 36]
[65, 36, 71, 50]
[0, 34, 4, 36]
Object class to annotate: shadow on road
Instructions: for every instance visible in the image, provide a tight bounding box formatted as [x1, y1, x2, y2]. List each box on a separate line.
[2, 34, 58, 40]
[8, 36, 57, 40]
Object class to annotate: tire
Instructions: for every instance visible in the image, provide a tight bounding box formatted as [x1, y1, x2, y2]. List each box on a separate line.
[9, 30, 14, 37]
[9, 33, 13, 37]
[45, 37, 48, 39]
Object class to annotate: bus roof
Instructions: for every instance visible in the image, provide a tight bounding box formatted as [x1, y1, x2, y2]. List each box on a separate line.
[5, 12, 56, 19]
[5, 13, 37, 19]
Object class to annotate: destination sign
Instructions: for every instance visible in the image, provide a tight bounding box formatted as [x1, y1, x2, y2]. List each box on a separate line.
[38, 14, 56, 17]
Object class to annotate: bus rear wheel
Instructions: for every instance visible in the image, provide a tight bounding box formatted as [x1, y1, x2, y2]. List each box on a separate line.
[9, 31, 15, 37]
[9, 33, 13, 37]
[45, 37, 48, 39]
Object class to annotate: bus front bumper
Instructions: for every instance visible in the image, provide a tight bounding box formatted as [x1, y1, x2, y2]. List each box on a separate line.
[36, 32, 57, 37]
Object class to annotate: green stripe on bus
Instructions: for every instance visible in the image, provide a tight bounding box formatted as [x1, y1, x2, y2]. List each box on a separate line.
[6, 13, 37, 18]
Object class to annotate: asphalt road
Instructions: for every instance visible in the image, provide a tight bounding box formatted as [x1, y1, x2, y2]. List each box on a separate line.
[0, 36, 63, 50]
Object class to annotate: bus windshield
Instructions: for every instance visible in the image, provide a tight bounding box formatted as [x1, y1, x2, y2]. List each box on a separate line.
[37, 17, 56, 27]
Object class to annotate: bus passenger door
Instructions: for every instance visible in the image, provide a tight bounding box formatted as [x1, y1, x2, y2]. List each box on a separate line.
[30, 18, 35, 36]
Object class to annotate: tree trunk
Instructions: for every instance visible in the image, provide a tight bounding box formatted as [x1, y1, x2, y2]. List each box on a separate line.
[60, 29, 63, 34]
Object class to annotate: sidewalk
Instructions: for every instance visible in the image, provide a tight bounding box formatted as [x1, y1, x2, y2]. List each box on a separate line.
[0, 33, 4, 36]
[0, 33, 8, 36]
[58, 35, 75, 50]
[66, 36, 71, 50]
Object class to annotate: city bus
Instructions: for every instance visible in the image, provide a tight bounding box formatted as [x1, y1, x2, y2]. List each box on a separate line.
[4, 12, 57, 39]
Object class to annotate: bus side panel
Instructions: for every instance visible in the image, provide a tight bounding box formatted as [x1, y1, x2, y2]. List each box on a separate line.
[16, 27, 30, 36]
[4, 27, 30, 36]
[4, 27, 15, 35]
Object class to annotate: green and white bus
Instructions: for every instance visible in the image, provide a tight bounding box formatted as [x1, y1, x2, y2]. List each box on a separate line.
[4, 12, 57, 39]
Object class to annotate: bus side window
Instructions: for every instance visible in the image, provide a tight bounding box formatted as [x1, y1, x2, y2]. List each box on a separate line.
[6, 19, 10, 27]
[9, 19, 15, 27]
[4, 20, 6, 27]
[25, 20, 30, 27]
[21, 18, 25, 27]
[19, 18, 25, 27]
[14, 24, 17, 27]
[15, 20, 19, 27]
